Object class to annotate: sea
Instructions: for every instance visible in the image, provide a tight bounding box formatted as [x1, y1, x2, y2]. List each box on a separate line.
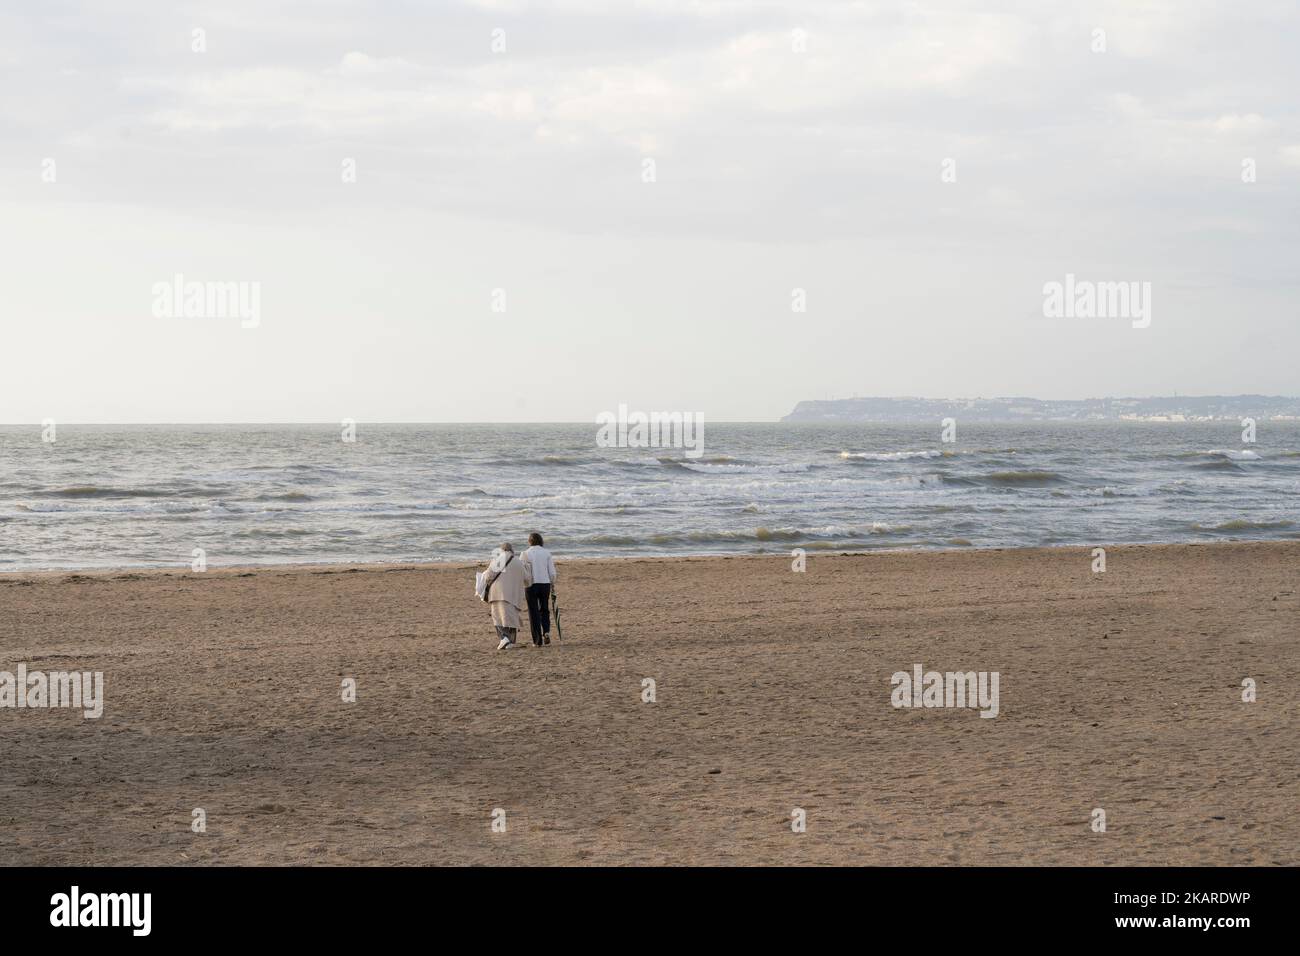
[1, 422, 1298, 571]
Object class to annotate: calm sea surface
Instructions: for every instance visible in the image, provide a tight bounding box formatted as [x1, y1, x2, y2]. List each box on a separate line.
[2, 422, 1298, 571]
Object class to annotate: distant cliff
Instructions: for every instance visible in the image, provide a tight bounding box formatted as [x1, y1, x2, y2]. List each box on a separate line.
[781, 395, 1300, 423]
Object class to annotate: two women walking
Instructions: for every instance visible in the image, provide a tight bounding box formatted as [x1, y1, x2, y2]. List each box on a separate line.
[479, 532, 558, 651]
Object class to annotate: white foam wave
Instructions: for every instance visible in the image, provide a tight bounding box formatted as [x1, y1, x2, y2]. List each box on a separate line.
[1203, 449, 1262, 461]
[840, 450, 942, 461]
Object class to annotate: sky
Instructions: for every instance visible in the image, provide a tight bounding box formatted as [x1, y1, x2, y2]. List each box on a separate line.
[1, 0, 1297, 423]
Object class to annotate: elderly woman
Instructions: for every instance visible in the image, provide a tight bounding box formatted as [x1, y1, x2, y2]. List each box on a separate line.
[481, 542, 532, 651]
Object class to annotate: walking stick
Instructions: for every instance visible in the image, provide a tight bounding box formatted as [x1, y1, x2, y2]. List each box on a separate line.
[551, 587, 562, 641]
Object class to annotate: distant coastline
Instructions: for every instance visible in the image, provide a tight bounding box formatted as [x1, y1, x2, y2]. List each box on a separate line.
[782, 395, 1300, 423]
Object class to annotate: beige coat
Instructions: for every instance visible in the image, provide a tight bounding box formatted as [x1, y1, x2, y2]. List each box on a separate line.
[485, 553, 532, 629]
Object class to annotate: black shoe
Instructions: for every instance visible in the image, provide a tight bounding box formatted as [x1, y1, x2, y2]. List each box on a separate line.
[543, 635, 551, 645]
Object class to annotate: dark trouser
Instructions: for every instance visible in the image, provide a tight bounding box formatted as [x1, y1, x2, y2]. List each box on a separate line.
[525, 583, 552, 644]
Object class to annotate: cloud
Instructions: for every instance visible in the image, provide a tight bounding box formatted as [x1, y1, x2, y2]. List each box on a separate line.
[1209, 113, 1277, 135]
[336, 51, 420, 77]
[5, 0, 1300, 244]
[3, 0, 1300, 422]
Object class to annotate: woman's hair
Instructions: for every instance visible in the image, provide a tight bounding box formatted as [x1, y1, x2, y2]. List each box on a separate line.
[500, 542, 514, 552]
[528, 532, 543, 547]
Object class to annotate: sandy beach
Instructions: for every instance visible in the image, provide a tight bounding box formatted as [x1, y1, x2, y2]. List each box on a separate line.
[1, 541, 1296, 866]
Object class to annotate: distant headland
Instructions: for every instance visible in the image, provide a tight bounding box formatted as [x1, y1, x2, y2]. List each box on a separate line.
[781, 395, 1300, 423]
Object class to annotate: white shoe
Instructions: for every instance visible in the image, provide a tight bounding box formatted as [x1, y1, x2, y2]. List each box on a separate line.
[497, 637, 512, 651]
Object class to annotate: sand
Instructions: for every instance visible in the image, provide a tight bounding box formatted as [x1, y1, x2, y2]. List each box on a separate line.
[1, 541, 1296, 866]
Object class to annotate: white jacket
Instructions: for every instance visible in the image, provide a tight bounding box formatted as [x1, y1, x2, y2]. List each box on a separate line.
[523, 545, 557, 585]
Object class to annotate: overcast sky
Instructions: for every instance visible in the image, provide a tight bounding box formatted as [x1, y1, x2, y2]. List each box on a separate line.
[2, 0, 1297, 422]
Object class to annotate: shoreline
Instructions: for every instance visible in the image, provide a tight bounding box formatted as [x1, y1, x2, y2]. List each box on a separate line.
[1, 535, 1295, 579]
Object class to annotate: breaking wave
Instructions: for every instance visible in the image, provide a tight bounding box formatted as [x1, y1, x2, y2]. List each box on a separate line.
[840, 449, 944, 461]
[1194, 519, 1295, 532]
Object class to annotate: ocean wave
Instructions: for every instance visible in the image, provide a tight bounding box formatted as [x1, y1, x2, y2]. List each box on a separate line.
[622, 453, 813, 475]
[230, 527, 317, 539]
[255, 491, 316, 502]
[50, 485, 179, 499]
[983, 470, 1066, 485]
[675, 461, 814, 475]
[886, 473, 949, 488]
[482, 454, 597, 467]
[244, 463, 330, 471]
[1201, 449, 1262, 461]
[571, 524, 910, 548]
[652, 454, 757, 467]
[217, 501, 448, 515]
[206, 465, 345, 483]
[656, 457, 693, 471]
[1077, 485, 1129, 497]
[840, 449, 944, 461]
[1193, 519, 1295, 532]
[584, 534, 641, 546]
[675, 462, 749, 474]
[15, 501, 205, 514]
